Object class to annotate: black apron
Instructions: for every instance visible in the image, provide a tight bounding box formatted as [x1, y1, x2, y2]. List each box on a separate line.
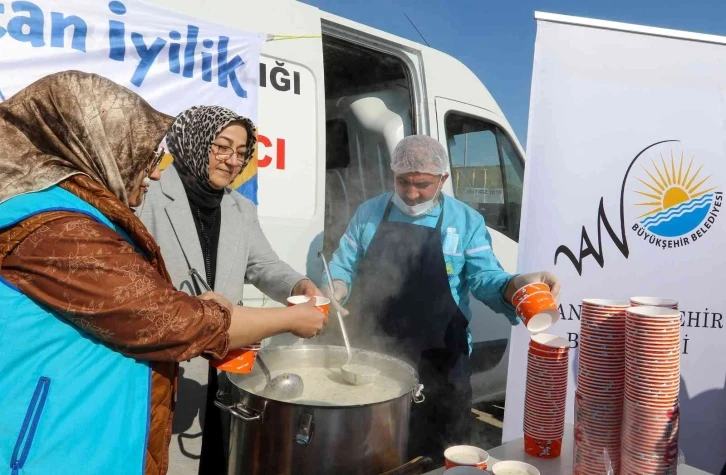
[189, 275, 227, 475]
[344, 197, 472, 463]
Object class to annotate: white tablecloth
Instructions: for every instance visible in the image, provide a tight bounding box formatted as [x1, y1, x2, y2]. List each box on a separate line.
[423, 425, 712, 474]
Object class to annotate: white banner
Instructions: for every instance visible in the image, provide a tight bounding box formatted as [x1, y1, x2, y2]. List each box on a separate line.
[503, 15, 726, 473]
[253, 59, 317, 218]
[0, 0, 263, 136]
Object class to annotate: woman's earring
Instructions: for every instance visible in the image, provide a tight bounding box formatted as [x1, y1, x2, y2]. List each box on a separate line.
[142, 168, 151, 189]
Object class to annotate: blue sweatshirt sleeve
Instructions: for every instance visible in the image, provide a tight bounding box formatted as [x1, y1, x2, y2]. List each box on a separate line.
[463, 216, 518, 324]
[328, 210, 364, 296]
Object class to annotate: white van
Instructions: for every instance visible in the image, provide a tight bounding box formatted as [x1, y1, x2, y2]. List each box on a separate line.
[155, 0, 525, 403]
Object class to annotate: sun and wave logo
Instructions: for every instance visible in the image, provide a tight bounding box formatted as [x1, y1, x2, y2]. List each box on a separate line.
[554, 141, 723, 275]
[632, 151, 722, 249]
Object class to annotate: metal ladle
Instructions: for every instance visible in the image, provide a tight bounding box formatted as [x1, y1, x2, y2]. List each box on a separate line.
[318, 252, 380, 386]
[190, 268, 304, 400]
[255, 354, 304, 401]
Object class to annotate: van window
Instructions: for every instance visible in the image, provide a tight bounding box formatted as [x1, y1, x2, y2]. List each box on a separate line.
[444, 113, 524, 241]
[322, 35, 414, 255]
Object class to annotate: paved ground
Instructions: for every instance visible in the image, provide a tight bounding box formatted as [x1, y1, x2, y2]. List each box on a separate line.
[469, 400, 505, 450]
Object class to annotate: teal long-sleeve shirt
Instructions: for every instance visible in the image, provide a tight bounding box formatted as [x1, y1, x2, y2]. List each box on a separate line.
[328, 192, 518, 354]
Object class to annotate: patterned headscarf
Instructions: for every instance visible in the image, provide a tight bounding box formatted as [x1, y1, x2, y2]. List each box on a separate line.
[0, 70, 173, 205]
[165, 105, 258, 190]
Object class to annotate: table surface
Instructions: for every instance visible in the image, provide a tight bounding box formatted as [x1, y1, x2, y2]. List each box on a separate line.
[423, 425, 712, 474]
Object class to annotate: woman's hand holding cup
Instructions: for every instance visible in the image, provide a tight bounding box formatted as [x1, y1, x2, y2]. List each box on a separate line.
[288, 298, 328, 338]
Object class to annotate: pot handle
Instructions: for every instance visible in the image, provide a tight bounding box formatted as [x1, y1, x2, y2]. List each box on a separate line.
[295, 413, 315, 445]
[214, 401, 262, 423]
[411, 384, 425, 404]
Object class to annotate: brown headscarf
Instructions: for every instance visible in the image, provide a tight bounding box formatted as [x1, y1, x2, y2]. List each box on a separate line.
[0, 70, 176, 282]
[0, 70, 174, 206]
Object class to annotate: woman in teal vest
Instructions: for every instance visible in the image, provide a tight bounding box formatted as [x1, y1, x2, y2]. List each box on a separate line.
[0, 71, 327, 475]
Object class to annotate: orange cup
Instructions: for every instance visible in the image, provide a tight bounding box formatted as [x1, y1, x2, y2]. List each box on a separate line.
[524, 433, 562, 458]
[210, 342, 261, 374]
[444, 446, 489, 470]
[630, 296, 678, 309]
[516, 291, 558, 333]
[512, 283, 550, 306]
[528, 347, 569, 359]
[286, 295, 330, 316]
[529, 334, 570, 354]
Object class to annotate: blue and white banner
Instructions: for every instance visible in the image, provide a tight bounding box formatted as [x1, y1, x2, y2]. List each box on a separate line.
[504, 13, 726, 473]
[0, 0, 263, 125]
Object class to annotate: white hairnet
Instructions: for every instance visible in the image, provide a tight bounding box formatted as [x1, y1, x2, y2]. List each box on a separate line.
[390, 135, 448, 175]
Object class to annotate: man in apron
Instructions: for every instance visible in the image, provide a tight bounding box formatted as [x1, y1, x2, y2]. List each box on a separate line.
[324, 135, 560, 463]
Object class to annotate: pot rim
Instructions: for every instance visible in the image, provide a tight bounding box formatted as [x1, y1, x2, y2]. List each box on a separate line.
[224, 344, 422, 409]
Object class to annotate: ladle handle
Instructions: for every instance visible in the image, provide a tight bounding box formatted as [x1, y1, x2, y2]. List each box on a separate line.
[318, 251, 353, 364]
[338, 312, 353, 365]
[189, 268, 212, 292]
[255, 354, 272, 384]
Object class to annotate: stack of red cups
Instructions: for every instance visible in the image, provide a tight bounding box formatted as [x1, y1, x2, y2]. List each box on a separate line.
[621, 305, 681, 475]
[524, 333, 569, 459]
[573, 299, 629, 475]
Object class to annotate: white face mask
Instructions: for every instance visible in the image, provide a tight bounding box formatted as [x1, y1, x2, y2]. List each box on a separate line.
[392, 178, 443, 217]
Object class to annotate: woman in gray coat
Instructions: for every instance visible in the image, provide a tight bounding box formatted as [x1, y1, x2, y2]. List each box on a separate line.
[137, 106, 322, 475]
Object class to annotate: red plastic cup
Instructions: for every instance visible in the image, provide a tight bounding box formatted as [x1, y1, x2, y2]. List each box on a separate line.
[210, 342, 261, 374]
[524, 433, 562, 458]
[444, 446, 489, 470]
[516, 289, 558, 333]
[287, 295, 330, 316]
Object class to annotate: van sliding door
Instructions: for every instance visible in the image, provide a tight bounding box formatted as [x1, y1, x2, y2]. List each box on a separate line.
[435, 97, 525, 401]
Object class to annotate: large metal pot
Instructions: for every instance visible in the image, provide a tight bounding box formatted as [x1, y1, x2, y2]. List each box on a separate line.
[217, 345, 425, 475]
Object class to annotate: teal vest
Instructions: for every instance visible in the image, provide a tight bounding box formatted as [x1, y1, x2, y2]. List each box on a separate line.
[0, 186, 151, 474]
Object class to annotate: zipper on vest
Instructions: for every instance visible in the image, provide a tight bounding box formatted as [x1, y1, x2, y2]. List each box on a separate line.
[11, 377, 51, 475]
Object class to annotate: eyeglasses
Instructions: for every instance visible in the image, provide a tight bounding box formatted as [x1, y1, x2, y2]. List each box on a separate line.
[148, 146, 165, 171]
[211, 143, 247, 164]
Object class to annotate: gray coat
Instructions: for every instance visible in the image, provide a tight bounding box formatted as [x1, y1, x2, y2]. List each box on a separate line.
[136, 165, 304, 475]
[138, 164, 303, 305]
